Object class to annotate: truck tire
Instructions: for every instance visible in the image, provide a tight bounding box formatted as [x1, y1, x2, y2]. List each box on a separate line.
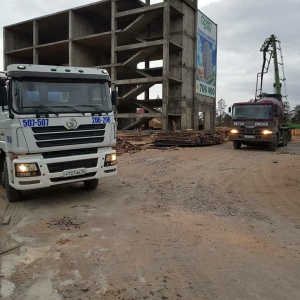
[283, 133, 288, 146]
[83, 179, 99, 190]
[269, 136, 278, 151]
[1, 170, 5, 187]
[279, 136, 284, 147]
[4, 161, 21, 202]
[233, 141, 241, 149]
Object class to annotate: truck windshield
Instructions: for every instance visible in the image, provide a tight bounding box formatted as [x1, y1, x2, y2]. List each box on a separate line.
[12, 77, 112, 115]
[232, 105, 272, 120]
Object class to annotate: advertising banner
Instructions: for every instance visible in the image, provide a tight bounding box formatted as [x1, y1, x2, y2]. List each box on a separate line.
[196, 11, 217, 97]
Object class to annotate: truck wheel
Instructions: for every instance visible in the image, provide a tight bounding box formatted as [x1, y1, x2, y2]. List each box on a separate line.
[233, 141, 241, 149]
[283, 133, 288, 146]
[83, 179, 99, 190]
[4, 161, 21, 202]
[279, 135, 285, 147]
[269, 136, 278, 151]
[279, 140, 284, 147]
[1, 170, 5, 187]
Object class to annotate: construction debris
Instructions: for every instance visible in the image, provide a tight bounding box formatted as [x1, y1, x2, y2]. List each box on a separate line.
[152, 131, 224, 147]
[113, 138, 144, 155]
[113, 130, 224, 154]
[47, 216, 86, 230]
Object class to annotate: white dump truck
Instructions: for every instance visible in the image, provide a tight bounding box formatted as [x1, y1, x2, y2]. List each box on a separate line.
[0, 64, 118, 202]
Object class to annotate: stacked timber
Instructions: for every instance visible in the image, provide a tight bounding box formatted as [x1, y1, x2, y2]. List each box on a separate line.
[113, 137, 143, 155]
[152, 131, 223, 147]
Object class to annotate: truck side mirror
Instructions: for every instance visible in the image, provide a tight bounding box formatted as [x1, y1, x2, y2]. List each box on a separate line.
[228, 107, 231, 113]
[0, 83, 8, 106]
[111, 90, 118, 106]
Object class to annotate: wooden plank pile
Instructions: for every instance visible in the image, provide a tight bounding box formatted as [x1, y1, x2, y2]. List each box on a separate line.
[113, 137, 144, 155]
[152, 130, 224, 147]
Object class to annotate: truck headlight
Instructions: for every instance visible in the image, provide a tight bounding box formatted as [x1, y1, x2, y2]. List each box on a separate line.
[15, 163, 41, 177]
[104, 153, 117, 167]
[230, 129, 239, 134]
[262, 130, 272, 135]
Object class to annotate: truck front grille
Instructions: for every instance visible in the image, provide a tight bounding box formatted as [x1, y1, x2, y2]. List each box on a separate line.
[43, 148, 98, 159]
[239, 129, 262, 134]
[50, 172, 96, 182]
[47, 158, 98, 173]
[32, 124, 106, 148]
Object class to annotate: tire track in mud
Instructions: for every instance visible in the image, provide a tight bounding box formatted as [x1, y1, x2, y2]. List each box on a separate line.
[190, 148, 276, 220]
[0, 196, 110, 300]
[124, 147, 274, 218]
[204, 150, 268, 186]
[0, 182, 110, 299]
[168, 148, 272, 218]
[0, 195, 8, 219]
[160, 147, 269, 190]
[251, 154, 300, 223]
[211, 147, 300, 225]
[3, 183, 104, 246]
[1, 201, 17, 225]
[171, 253, 219, 300]
[0, 201, 21, 253]
[1, 142, 300, 299]
[150, 214, 219, 300]
[218, 150, 297, 202]
[206, 150, 269, 187]
[99, 211, 220, 300]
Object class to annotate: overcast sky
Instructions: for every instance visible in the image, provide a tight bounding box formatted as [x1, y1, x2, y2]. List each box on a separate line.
[0, 0, 299, 109]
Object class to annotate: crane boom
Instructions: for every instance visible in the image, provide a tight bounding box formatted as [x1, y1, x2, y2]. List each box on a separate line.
[255, 34, 283, 101]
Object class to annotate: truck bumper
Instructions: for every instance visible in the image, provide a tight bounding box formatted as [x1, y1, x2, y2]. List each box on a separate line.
[7, 147, 117, 191]
[228, 134, 275, 143]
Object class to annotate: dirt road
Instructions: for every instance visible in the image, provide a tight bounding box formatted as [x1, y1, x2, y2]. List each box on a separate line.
[1, 139, 300, 300]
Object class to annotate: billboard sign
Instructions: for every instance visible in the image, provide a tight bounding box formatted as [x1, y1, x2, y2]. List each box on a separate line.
[196, 11, 217, 97]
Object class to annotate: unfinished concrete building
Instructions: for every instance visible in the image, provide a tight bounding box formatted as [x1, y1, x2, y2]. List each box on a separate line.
[3, 0, 216, 131]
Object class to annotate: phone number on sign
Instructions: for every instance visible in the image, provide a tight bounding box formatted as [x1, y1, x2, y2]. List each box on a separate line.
[199, 83, 215, 96]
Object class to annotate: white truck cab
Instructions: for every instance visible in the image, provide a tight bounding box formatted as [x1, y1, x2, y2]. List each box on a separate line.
[0, 64, 118, 202]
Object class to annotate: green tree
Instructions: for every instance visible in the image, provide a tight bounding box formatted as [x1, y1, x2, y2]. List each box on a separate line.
[222, 113, 232, 127]
[216, 112, 231, 127]
[291, 105, 300, 123]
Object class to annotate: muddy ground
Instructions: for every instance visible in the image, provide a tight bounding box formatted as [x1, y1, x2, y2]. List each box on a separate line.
[1, 138, 300, 300]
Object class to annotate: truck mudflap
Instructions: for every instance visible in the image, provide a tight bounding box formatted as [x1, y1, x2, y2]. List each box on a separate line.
[6, 148, 117, 191]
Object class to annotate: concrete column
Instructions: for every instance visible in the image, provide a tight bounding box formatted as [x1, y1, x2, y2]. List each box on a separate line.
[144, 0, 151, 130]
[162, 1, 170, 131]
[111, 0, 117, 91]
[3, 28, 8, 68]
[69, 11, 74, 66]
[111, 0, 118, 124]
[204, 106, 211, 131]
[211, 101, 216, 130]
[33, 20, 38, 64]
